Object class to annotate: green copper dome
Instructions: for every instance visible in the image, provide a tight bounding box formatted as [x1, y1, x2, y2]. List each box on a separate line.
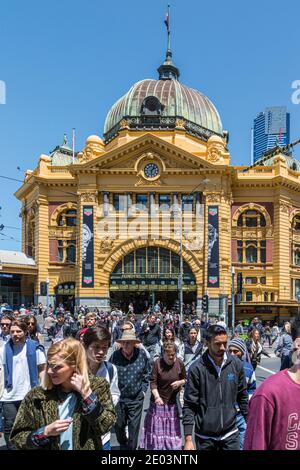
[103, 78, 223, 143]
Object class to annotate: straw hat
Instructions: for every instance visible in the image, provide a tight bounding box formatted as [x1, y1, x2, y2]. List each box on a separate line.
[118, 330, 141, 343]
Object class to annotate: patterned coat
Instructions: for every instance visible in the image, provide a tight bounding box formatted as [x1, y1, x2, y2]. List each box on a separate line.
[10, 376, 116, 450]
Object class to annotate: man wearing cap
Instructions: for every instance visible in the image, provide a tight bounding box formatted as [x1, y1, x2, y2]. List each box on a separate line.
[228, 337, 256, 449]
[109, 329, 151, 450]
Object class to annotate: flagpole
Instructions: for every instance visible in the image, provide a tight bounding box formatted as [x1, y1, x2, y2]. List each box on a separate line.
[72, 128, 75, 164]
[167, 4, 171, 53]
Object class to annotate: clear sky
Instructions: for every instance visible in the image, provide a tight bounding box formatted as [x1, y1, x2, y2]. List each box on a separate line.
[1, 0, 300, 251]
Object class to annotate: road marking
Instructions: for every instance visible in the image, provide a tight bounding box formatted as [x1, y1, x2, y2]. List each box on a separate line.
[257, 365, 276, 375]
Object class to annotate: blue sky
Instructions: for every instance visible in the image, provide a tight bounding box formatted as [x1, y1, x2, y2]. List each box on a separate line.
[1, 0, 300, 251]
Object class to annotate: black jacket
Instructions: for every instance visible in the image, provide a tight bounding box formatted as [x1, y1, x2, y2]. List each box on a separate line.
[139, 323, 161, 347]
[183, 351, 248, 438]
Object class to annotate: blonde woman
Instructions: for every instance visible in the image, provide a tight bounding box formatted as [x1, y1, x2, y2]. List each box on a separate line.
[10, 338, 116, 450]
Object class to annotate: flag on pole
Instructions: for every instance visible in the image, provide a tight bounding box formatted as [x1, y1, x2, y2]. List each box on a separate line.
[164, 8, 170, 32]
[72, 128, 75, 164]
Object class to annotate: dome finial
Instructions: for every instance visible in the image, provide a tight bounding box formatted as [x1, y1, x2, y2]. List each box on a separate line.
[158, 5, 180, 81]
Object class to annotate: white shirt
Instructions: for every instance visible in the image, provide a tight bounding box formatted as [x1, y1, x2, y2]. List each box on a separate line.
[2, 342, 46, 401]
[96, 362, 120, 445]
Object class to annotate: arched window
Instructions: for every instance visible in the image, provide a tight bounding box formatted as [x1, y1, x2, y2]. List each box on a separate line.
[237, 210, 266, 228]
[295, 249, 300, 266]
[246, 245, 257, 263]
[140, 96, 163, 115]
[57, 209, 77, 227]
[293, 215, 300, 232]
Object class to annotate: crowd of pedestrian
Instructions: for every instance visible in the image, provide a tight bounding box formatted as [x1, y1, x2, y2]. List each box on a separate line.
[0, 300, 300, 451]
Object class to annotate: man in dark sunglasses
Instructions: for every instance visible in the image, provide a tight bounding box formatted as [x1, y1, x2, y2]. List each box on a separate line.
[0, 315, 12, 342]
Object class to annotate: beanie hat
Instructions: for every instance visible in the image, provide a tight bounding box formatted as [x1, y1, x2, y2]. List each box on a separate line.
[228, 338, 247, 356]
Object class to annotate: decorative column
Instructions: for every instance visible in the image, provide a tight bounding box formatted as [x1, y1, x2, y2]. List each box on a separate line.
[35, 196, 49, 305]
[273, 198, 291, 300]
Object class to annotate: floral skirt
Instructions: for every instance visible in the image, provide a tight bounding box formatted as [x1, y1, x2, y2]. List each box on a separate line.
[140, 402, 182, 450]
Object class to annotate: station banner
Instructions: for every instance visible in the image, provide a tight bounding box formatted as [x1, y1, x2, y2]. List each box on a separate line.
[207, 205, 219, 288]
[82, 206, 94, 287]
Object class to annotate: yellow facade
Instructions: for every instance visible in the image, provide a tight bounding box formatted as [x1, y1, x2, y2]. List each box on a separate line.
[14, 125, 300, 320]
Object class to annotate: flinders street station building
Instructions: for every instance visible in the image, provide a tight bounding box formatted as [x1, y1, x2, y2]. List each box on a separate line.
[2, 47, 300, 321]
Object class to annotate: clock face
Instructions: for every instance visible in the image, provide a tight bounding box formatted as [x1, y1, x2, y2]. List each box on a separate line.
[144, 163, 159, 178]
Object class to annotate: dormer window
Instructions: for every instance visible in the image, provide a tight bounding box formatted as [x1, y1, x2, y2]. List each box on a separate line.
[141, 96, 164, 115]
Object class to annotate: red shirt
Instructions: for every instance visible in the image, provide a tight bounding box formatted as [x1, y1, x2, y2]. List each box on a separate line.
[244, 369, 300, 450]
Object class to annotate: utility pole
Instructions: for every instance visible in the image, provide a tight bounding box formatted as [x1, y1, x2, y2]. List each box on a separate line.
[46, 277, 49, 315]
[231, 266, 235, 331]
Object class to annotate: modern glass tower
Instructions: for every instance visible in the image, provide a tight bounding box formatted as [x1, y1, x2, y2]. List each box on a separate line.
[252, 106, 290, 163]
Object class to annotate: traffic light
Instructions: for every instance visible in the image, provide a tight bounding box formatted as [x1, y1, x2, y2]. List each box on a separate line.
[237, 272, 243, 294]
[202, 294, 209, 313]
[40, 281, 48, 296]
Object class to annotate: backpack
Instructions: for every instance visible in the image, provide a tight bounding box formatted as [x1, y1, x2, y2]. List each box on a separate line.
[104, 361, 114, 382]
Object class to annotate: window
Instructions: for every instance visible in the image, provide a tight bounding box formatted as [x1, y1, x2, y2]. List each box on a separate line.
[245, 277, 257, 285]
[260, 240, 266, 263]
[246, 291, 253, 302]
[237, 240, 266, 263]
[293, 215, 300, 231]
[113, 194, 126, 212]
[136, 194, 148, 212]
[295, 249, 300, 266]
[66, 240, 76, 263]
[159, 195, 171, 211]
[57, 240, 76, 263]
[237, 240, 243, 262]
[264, 292, 269, 302]
[124, 253, 134, 274]
[270, 293, 274, 301]
[57, 240, 64, 262]
[57, 208, 77, 227]
[148, 248, 158, 274]
[260, 277, 266, 285]
[171, 252, 180, 274]
[160, 248, 170, 274]
[246, 245, 257, 263]
[237, 210, 266, 228]
[295, 279, 300, 300]
[136, 248, 146, 274]
[182, 195, 194, 212]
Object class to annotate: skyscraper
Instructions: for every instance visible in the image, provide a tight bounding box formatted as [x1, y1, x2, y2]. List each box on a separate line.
[252, 106, 290, 163]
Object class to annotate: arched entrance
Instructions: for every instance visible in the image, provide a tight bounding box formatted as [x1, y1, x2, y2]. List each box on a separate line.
[109, 247, 196, 314]
[55, 282, 75, 313]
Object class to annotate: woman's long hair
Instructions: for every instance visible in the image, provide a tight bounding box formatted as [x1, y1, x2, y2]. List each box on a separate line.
[42, 338, 90, 394]
[25, 315, 39, 340]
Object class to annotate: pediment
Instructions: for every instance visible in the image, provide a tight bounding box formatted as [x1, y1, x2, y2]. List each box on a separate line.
[79, 134, 218, 173]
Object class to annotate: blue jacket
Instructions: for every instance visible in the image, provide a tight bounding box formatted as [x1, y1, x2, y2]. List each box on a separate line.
[4, 338, 45, 390]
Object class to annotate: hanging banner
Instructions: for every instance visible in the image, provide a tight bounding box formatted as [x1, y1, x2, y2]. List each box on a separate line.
[207, 205, 219, 288]
[82, 206, 94, 287]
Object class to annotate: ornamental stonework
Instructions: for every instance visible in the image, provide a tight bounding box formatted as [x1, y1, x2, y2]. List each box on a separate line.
[279, 201, 289, 214]
[80, 192, 98, 203]
[206, 193, 221, 203]
[119, 119, 129, 129]
[99, 236, 114, 253]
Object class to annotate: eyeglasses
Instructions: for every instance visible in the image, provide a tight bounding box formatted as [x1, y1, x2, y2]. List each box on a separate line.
[0, 323, 11, 327]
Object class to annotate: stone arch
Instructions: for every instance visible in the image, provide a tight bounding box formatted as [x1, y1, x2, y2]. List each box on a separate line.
[101, 238, 202, 287]
[232, 203, 271, 227]
[50, 202, 77, 226]
[289, 208, 300, 223]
